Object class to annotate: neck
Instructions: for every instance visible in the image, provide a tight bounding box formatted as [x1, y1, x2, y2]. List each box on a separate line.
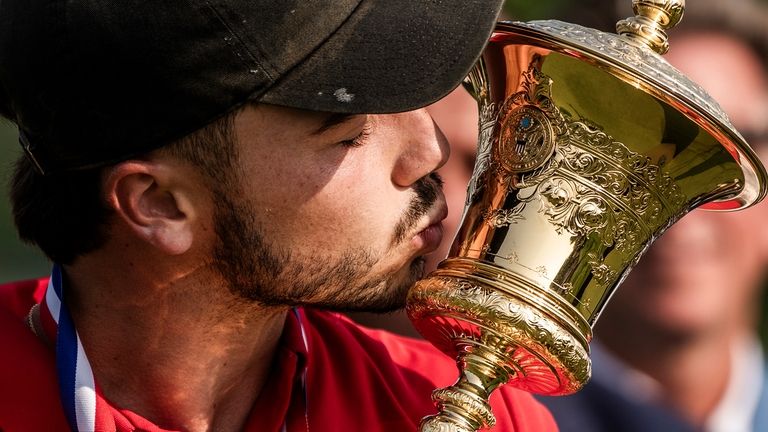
[62, 258, 287, 432]
[597, 319, 748, 427]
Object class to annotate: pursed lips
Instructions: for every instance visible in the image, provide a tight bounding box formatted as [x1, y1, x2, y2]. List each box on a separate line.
[412, 199, 449, 253]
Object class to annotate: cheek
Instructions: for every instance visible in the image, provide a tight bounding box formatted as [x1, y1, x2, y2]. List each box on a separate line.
[713, 214, 767, 272]
[256, 170, 406, 253]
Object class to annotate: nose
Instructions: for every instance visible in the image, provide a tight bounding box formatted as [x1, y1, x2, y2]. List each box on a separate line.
[390, 108, 450, 187]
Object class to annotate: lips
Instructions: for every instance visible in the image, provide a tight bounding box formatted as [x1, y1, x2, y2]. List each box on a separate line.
[413, 203, 448, 252]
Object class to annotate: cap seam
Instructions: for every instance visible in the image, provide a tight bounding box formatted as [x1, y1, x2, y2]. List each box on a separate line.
[202, 0, 274, 81]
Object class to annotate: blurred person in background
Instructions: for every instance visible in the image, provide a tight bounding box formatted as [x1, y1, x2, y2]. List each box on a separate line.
[537, 0, 768, 431]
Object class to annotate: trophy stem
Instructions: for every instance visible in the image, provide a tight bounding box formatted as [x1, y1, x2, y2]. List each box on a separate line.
[408, 271, 593, 431]
[420, 340, 514, 432]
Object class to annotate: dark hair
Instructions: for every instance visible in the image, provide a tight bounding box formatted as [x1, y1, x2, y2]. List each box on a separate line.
[9, 112, 239, 265]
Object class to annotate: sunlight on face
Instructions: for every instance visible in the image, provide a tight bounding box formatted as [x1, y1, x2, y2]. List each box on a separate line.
[210, 104, 449, 312]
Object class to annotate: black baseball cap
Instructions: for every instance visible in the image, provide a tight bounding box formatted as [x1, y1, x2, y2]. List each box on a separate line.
[0, 0, 504, 175]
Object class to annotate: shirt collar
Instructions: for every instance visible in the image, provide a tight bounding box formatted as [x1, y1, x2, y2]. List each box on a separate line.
[245, 308, 311, 432]
[705, 335, 764, 432]
[592, 335, 767, 432]
[34, 272, 313, 432]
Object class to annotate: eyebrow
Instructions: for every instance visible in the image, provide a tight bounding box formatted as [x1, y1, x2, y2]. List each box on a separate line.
[312, 113, 358, 135]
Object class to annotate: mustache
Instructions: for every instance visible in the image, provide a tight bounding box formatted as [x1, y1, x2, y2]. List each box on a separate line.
[392, 172, 444, 246]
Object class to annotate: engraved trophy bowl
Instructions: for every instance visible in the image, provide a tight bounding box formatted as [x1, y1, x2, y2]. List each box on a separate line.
[406, 1, 768, 431]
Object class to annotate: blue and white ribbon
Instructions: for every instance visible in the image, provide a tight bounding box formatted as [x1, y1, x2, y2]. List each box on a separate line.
[45, 264, 97, 431]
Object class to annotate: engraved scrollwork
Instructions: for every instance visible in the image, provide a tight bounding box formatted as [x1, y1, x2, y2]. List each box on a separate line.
[431, 388, 496, 428]
[553, 282, 573, 297]
[468, 100, 498, 204]
[477, 62, 685, 288]
[538, 178, 611, 238]
[515, 67, 569, 138]
[483, 205, 525, 228]
[587, 252, 618, 285]
[482, 178, 543, 228]
[492, 251, 519, 262]
[408, 276, 592, 394]
[565, 121, 685, 209]
[419, 418, 475, 432]
[609, 216, 636, 253]
[465, 58, 498, 208]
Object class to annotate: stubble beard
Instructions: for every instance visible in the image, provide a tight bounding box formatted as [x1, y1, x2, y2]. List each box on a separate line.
[211, 173, 442, 313]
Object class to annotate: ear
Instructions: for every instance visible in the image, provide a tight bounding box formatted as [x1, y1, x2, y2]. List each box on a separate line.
[103, 161, 198, 255]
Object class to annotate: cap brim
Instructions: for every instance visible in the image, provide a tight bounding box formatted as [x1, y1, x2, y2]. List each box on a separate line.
[260, 0, 503, 114]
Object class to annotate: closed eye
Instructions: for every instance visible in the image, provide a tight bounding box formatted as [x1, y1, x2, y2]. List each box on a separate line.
[340, 123, 372, 148]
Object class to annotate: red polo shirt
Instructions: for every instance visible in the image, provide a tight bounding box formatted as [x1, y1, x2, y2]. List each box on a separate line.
[0, 278, 557, 431]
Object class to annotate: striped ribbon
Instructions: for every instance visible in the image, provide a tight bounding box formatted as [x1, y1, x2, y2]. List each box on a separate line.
[44, 264, 98, 431]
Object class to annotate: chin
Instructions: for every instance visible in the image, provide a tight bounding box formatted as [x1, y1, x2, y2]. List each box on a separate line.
[629, 298, 721, 338]
[369, 256, 427, 312]
[316, 257, 427, 314]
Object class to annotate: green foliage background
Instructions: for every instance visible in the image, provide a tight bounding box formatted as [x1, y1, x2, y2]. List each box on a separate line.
[0, 122, 49, 282]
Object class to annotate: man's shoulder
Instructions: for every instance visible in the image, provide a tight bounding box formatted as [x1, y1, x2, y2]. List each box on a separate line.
[756, 361, 768, 430]
[0, 276, 69, 431]
[0, 276, 49, 319]
[302, 309, 558, 431]
[536, 344, 697, 432]
[303, 309, 458, 383]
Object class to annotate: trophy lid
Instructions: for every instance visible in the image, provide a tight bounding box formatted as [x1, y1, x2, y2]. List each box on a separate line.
[496, 0, 767, 210]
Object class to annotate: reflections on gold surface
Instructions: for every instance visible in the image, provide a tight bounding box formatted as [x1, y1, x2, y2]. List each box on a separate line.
[408, 13, 767, 431]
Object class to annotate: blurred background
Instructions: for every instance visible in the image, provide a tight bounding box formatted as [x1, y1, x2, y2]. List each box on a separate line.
[0, 120, 48, 281]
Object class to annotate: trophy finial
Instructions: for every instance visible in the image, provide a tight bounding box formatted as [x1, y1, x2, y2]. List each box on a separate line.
[616, 0, 685, 54]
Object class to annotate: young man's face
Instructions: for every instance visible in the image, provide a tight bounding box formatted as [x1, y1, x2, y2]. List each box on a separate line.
[209, 104, 449, 312]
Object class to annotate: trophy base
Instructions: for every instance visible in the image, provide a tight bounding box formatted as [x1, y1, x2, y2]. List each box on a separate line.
[407, 263, 592, 430]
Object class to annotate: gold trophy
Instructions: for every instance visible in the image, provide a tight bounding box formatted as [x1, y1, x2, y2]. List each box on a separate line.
[406, 1, 768, 430]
